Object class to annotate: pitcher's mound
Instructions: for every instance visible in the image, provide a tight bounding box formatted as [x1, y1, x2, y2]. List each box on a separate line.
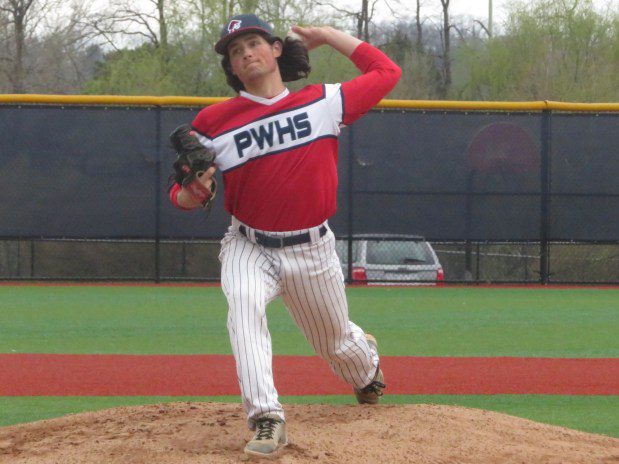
[0, 402, 617, 464]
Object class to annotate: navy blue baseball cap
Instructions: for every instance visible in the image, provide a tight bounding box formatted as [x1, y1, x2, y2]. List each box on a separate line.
[215, 14, 278, 55]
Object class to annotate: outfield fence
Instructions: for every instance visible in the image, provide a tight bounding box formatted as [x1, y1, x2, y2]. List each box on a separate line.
[0, 95, 617, 284]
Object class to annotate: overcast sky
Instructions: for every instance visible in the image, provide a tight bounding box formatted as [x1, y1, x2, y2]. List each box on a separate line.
[441, 0, 614, 19]
[370, 0, 617, 25]
[86, 0, 618, 41]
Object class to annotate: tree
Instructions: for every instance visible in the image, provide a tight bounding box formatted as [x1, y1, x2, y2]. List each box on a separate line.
[438, 0, 451, 98]
[258, 0, 318, 33]
[0, 0, 98, 93]
[374, 19, 443, 99]
[415, 0, 424, 52]
[456, 0, 618, 101]
[89, 0, 173, 52]
[0, 0, 36, 92]
[313, 0, 378, 42]
[84, 44, 180, 95]
[84, 0, 334, 97]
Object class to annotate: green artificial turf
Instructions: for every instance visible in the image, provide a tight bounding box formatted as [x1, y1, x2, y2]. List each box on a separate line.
[0, 285, 617, 356]
[1, 285, 617, 435]
[0, 395, 616, 437]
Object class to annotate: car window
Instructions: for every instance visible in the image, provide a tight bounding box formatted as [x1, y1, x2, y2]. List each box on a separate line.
[335, 240, 360, 264]
[366, 240, 434, 265]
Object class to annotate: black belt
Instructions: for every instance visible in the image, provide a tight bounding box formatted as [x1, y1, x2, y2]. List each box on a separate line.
[239, 225, 327, 248]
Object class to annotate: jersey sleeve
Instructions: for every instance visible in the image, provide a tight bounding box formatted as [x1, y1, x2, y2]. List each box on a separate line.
[339, 42, 402, 126]
[169, 183, 194, 211]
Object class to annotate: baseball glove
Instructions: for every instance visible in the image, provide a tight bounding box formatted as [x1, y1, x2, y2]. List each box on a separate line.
[169, 124, 217, 212]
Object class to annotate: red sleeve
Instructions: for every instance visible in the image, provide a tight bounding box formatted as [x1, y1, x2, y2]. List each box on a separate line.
[340, 42, 402, 125]
[169, 183, 193, 211]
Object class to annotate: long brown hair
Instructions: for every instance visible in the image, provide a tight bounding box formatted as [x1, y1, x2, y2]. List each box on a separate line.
[221, 35, 311, 93]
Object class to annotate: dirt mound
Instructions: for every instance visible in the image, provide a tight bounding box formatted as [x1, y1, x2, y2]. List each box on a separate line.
[0, 402, 617, 464]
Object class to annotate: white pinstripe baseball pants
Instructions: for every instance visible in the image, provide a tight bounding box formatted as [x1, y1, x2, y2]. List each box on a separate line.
[219, 218, 379, 428]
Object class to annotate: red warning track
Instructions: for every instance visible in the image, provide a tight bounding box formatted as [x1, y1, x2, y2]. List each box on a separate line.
[1, 354, 617, 396]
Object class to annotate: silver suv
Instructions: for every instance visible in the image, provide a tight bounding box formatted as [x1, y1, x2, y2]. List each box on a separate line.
[335, 234, 444, 285]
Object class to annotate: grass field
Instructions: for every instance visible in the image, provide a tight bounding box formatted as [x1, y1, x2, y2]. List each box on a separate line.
[0, 285, 617, 436]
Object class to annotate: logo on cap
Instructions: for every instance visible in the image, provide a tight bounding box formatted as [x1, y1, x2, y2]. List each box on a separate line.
[227, 20, 241, 33]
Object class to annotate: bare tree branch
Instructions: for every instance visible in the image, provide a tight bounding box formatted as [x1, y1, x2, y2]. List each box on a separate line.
[474, 19, 491, 37]
[313, 0, 359, 19]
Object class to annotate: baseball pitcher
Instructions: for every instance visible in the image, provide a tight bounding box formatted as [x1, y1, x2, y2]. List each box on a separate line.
[168, 13, 401, 458]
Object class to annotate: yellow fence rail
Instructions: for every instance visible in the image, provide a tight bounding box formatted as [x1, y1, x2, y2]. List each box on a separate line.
[0, 94, 617, 112]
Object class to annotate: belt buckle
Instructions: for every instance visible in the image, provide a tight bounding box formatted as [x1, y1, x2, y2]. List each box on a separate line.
[256, 232, 284, 248]
[255, 233, 266, 247]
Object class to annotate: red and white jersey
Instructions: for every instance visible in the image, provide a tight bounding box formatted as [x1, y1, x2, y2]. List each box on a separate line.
[173, 42, 401, 231]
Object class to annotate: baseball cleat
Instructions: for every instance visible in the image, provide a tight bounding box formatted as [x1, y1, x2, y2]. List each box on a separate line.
[244, 414, 287, 457]
[355, 334, 386, 404]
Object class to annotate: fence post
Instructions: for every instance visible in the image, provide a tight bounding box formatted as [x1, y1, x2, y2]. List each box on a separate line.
[346, 125, 355, 284]
[30, 240, 34, 278]
[154, 107, 162, 283]
[540, 109, 552, 284]
[464, 172, 475, 281]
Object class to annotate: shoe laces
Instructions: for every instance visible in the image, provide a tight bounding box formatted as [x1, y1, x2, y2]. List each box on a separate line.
[255, 417, 280, 440]
[360, 380, 386, 396]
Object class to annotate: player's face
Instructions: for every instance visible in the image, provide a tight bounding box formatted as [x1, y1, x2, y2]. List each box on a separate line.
[228, 33, 282, 84]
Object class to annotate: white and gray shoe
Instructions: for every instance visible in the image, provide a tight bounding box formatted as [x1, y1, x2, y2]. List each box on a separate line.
[244, 414, 287, 457]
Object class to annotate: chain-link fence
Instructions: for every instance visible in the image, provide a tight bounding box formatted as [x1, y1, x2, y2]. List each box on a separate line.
[1, 97, 617, 284]
[2, 238, 617, 284]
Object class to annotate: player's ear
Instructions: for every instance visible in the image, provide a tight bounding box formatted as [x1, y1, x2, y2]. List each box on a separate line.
[272, 39, 283, 58]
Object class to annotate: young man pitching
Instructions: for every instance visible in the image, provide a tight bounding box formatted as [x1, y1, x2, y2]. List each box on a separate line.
[169, 13, 401, 457]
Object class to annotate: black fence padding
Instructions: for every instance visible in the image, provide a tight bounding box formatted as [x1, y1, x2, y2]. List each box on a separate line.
[549, 113, 619, 241]
[338, 110, 544, 240]
[1, 105, 618, 243]
[0, 105, 158, 237]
